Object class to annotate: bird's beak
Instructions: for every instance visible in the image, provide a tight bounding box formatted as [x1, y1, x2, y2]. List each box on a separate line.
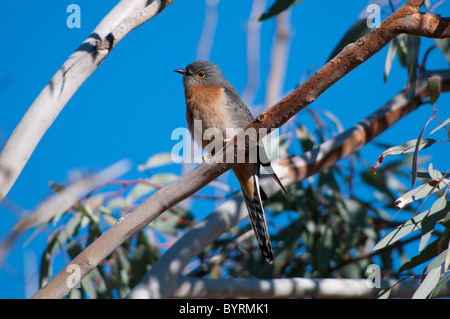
[174, 69, 186, 75]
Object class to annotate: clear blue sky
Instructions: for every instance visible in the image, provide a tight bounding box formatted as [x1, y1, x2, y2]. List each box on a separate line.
[0, 0, 449, 298]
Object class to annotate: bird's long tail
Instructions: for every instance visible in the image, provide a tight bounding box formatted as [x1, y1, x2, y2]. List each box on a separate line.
[243, 173, 273, 264]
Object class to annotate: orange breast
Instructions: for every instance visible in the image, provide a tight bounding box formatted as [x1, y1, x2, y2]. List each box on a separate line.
[185, 84, 227, 150]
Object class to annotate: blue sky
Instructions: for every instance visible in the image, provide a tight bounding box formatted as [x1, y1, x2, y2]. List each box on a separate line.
[1, 0, 450, 298]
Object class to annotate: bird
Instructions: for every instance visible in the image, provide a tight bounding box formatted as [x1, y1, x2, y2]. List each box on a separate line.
[174, 60, 286, 264]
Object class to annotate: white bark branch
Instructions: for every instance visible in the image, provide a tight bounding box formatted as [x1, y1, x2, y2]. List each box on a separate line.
[173, 276, 450, 298]
[0, 0, 175, 202]
[265, 10, 291, 108]
[241, 0, 267, 106]
[196, 0, 220, 61]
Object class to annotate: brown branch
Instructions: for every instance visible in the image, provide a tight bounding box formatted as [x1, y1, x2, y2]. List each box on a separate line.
[32, 1, 450, 298]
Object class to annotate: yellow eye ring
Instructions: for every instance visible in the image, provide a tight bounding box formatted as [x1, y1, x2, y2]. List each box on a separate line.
[197, 71, 206, 78]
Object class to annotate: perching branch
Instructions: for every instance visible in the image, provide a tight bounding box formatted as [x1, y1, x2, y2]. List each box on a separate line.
[32, 1, 450, 298]
[0, 0, 176, 203]
[127, 70, 450, 299]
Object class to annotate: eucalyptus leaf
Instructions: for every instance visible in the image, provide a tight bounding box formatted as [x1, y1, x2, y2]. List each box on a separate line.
[384, 40, 398, 82]
[396, 179, 447, 208]
[411, 125, 427, 188]
[81, 275, 98, 299]
[138, 152, 175, 171]
[426, 248, 448, 272]
[405, 35, 419, 102]
[107, 196, 129, 210]
[126, 182, 155, 203]
[399, 233, 450, 272]
[430, 117, 449, 135]
[372, 138, 438, 173]
[412, 266, 441, 299]
[418, 231, 433, 252]
[254, 0, 305, 21]
[435, 38, 450, 68]
[149, 173, 178, 185]
[431, 272, 450, 298]
[373, 210, 426, 251]
[427, 77, 441, 104]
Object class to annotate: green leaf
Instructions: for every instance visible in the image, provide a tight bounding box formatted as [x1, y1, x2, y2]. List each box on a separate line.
[126, 182, 156, 203]
[81, 274, 98, 299]
[296, 124, 317, 153]
[378, 288, 392, 299]
[405, 35, 419, 102]
[56, 212, 83, 246]
[421, 194, 447, 233]
[431, 271, 450, 298]
[396, 178, 448, 208]
[412, 266, 441, 299]
[254, 0, 305, 21]
[435, 38, 450, 68]
[430, 117, 450, 135]
[399, 232, 450, 272]
[384, 40, 398, 82]
[107, 196, 129, 210]
[428, 163, 439, 180]
[319, 110, 345, 133]
[39, 251, 52, 288]
[411, 118, 429, 188]
[427, 77, 441, 104]
[374, 210, 427, 251]
[426, 248, 448, 273]
[138, 152, 175, 171]
[419, 231, 433, 252]
[149, 173, 179, 185]
[372, 138, 438, 173]
[375, 198, 448, 252]
[327, 19, 371, 62]
[445, 241, 450, 272]
[395, 35, 408, 67]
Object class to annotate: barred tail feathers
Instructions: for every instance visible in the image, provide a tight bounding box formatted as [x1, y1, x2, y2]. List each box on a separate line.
[243, 174, 273, 264]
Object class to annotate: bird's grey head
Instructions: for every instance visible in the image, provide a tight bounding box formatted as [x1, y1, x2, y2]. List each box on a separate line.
[174, 60, 229, 87]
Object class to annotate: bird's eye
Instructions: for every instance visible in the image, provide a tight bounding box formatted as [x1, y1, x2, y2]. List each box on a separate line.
[197, 71, 206, 79]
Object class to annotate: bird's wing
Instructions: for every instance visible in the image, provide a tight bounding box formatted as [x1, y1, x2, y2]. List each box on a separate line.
[223, 86, 287, 195]
[258, 145, 287, 194]
[223, 87, 253, 128]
